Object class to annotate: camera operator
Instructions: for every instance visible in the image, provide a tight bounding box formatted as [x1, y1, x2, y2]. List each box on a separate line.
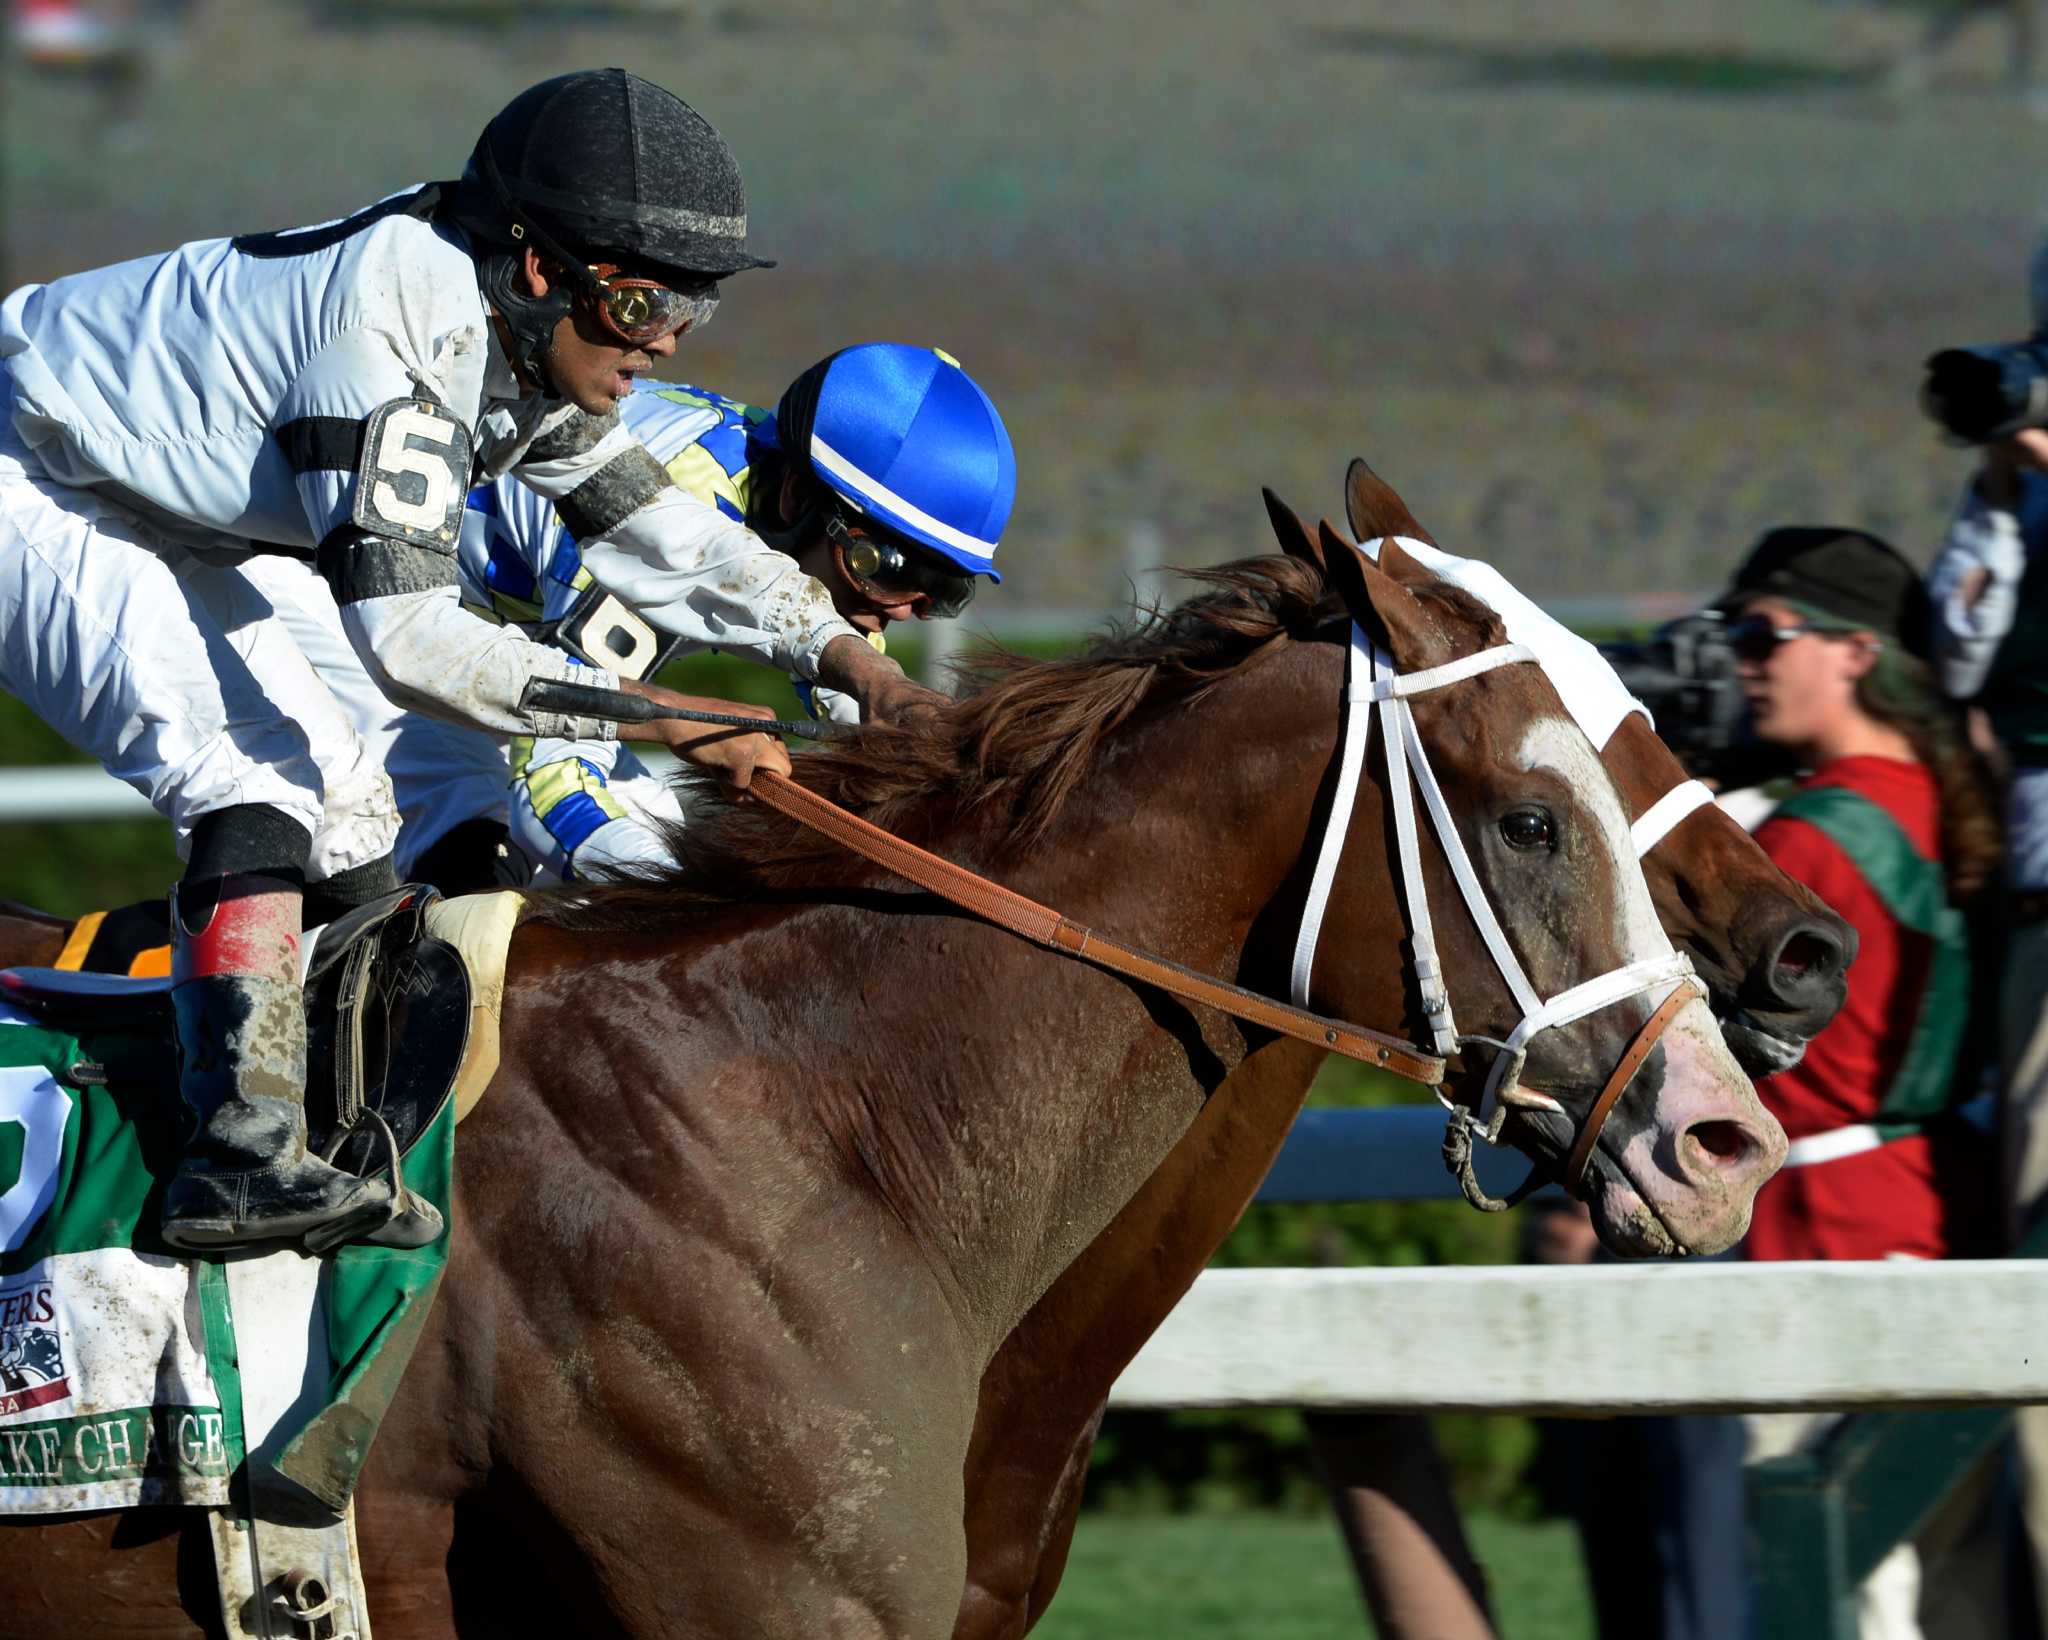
[1928, 422, 2048, 1242]
[1923, 246, 2048, 1617]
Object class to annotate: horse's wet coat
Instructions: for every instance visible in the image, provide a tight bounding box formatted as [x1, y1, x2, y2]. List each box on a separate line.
[0, 551, 1802, 1639]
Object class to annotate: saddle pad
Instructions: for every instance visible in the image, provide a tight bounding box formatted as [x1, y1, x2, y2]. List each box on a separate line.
[422, 890, 523, 1123]
[0, 1008, 231, 1509]
[55, 900, 171, 979]
[0, 1006, 454, 1517]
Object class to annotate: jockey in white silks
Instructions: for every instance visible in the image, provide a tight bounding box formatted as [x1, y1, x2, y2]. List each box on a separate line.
[0, 71, 930, 1255]
[248, 344, 1015, 891]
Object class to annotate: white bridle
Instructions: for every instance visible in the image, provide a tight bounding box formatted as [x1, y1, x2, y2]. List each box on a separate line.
[1288, 618, 1701, 1188]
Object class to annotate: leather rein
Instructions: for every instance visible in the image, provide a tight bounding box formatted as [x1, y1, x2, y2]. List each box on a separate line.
[746, 769, 1443, 1085]
[744, 627, 1713, 1207]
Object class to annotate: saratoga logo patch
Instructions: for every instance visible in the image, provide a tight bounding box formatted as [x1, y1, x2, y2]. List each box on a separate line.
[0, 1278, 69, 1418]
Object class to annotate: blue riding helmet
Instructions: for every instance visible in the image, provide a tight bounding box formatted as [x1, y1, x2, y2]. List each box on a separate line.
[754, 343, 1015, 581]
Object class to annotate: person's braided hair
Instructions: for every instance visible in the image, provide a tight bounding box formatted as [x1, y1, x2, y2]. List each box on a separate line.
[1853, 645, 2003, 902]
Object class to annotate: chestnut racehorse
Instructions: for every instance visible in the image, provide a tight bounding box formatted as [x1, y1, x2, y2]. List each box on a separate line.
[950, 466, 1853, 1637]
[0, 530, 1793, 1636]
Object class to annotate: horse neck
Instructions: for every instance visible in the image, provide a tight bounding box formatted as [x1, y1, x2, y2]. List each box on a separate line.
[966, 1035, 1328, 1491]
[823, 638, 1356, 1357]
[972, 663, 1428, 1443]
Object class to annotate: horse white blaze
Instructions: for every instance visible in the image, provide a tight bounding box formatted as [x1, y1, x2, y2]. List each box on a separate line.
[1514, 720, 1786, 1256]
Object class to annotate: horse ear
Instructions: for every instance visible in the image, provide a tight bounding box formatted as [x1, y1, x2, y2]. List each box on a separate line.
[1317, 517, 1357, 567]
[1317, 517, 1440, 670]
[1344, 457, 1437, 548]
[1261, 487, 1326, 570]
[1374, 535, 1433, 588]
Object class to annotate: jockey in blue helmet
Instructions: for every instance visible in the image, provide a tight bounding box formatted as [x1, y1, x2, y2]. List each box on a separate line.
[422, 342, 1017, 885]
[748, 342, 1015, 634]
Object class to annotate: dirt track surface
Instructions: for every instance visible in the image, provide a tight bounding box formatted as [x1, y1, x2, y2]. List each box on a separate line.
[5, 0, 2042, 606]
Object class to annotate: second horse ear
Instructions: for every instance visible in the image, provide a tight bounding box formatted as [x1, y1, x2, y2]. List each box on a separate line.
[1319, 517, 1442, 671]
[1344, 457, 1436, 548]
[1374, 535, 1433, 588]
[1262, 487, 1325, 570]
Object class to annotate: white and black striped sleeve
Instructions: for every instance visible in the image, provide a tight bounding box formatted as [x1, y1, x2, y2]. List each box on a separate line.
[516, 412, 859, 679]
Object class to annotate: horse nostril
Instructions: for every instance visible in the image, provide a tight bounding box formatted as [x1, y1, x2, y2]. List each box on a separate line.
[1762, 920, 1848, 1007]
[1776, 932, 1830, 978]
[1685, 1119, 1752, 1169]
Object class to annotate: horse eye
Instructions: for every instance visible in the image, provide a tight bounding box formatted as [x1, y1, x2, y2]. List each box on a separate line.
[1500, 808, 1555, 851]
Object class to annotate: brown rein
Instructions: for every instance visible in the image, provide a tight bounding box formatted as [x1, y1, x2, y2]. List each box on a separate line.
[746, 769, 1446, 1086]
[1563, 977, 1702, 1193]
[745, 766, 1700, 1201]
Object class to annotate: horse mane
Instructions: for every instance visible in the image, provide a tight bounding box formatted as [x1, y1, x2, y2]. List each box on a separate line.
[524, 552, 1493, 933]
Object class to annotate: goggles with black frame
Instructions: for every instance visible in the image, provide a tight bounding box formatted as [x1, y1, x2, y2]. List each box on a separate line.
[581, 262, 720, 347]
[825, 507, 978, 619]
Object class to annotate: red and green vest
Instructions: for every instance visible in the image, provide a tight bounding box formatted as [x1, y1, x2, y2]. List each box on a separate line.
[1769, 783, 1972, 1131]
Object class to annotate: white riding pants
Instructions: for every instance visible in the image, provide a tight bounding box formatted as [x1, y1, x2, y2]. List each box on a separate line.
[236, 556, 511, 878]
[0, 429, 398, 879]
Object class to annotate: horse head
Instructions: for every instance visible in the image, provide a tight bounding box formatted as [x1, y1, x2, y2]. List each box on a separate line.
[1337, 456, 1855, 1076]
[1263, 496, 1784, 1256]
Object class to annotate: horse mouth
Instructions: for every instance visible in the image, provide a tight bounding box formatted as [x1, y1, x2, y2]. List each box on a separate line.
[1506, 1108, 1694, 1259]
[1718, 1009, 1807, 1078]
[1587, 1145, 1693, 1259]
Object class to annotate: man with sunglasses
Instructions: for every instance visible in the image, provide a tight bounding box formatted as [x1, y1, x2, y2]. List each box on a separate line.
[383, 342, 1008, 886]
[0, 70, 920, 1255]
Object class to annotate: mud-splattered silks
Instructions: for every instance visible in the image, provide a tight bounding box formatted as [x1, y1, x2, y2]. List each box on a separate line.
[0, 1007, 451, 1514]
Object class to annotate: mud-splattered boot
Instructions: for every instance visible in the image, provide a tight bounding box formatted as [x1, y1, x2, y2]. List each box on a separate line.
[159, 874, 401, 1254]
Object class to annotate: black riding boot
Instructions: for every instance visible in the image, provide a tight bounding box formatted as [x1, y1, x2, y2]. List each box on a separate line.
[159, 873, 402, 1254]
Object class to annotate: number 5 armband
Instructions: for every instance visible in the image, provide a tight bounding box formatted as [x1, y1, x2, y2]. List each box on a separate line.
[319, 397, 475, 606]
[352, 398, 472, 550]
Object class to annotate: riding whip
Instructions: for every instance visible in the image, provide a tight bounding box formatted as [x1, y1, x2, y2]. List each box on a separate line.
[520, 677, 842, 741]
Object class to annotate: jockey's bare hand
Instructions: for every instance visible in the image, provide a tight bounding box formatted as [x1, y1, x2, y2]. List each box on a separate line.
[616, 681, 792, 791]
[816, 633, 950, 727]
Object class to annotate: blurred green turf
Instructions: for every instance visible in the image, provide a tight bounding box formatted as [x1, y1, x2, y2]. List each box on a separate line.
[1034, 1510, 1592, 1640]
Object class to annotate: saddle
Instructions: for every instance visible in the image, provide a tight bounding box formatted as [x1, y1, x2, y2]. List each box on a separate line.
[0, 888, 521, 1640]
[0, 888, 472, 1190]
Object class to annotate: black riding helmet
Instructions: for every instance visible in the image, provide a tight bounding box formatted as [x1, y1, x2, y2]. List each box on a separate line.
[447, 70, 775, 382]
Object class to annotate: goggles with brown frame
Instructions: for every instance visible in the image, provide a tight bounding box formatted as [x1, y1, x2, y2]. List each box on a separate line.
[825, 507, 978, 619]
[580, 261, 720, 347]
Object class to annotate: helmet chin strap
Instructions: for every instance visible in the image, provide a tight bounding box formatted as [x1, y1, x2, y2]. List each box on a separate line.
[465, 135, 615, 396]
[478, 250, 572, 394]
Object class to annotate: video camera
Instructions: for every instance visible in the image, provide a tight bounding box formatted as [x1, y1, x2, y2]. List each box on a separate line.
[1595, 612, 1792, 788]
[1921, 339, 2048, 443]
